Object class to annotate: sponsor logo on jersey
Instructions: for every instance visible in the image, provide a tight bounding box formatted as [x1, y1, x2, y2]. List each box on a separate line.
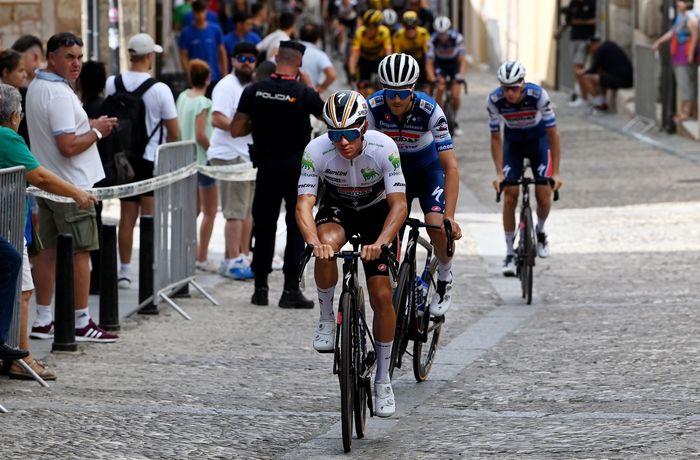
[369, 96, 384, 108]
[393, 182, 405, 187]
[256, 91, 297, 102]
[388, 152, 401, 171]
[431, 205, 442, 212]
[361, 168, 379, 180]
[301, 155, 314, 170]
[299, 183, 315, 188]
[418, 99, 434, 114]
[325, 168, 348, 176]
[434, 116, 449, 132]
[384, 113, 392, 122]
[377, 263, 387, 272]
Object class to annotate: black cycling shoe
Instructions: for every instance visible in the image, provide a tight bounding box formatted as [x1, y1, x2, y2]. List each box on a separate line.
[0, 343, 29, 360]
[278, 290, 314, 309]
[251, 287, 269, 306]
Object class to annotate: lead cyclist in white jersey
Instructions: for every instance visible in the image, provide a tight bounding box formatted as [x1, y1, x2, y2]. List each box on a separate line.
[296, 90, 408, 417]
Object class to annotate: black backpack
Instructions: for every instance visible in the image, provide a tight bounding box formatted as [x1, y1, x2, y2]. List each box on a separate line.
[97, 75, 163, 184]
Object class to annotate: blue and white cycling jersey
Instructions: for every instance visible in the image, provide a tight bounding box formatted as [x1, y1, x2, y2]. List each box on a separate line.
[486, 82, 556, 141]
[427, 30, 465, 61]
[366, 90, 453, 175]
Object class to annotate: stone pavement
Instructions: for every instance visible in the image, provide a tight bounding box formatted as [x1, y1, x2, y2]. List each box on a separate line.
[3, 67, 700, 459]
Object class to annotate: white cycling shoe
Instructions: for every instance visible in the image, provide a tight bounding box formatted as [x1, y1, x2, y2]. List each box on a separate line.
[536, 232, 550, 258]
[374, 382, 396, 417]
[313, 320, 335, 353]
[429, 277, 452, 316]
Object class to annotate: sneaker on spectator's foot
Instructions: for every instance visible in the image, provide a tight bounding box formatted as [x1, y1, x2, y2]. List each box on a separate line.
[118, 276, 131, 289]
[279, 289, 314, 309]
[218, 260, 228, 277]
[225, 256, 254, 280]
[196, 260, 218, 273]
[251, 287, 269, 306]
[502, 255, 516, 277]
[429, 277, 453, 316]
[272, 255, 284, 270]
[75, 319, 118, 343]
[567, 98, 588, 107]
[30, 322, 54, 339]
[313, 320, 335, 353]
[374, 382, 396, 417]
[537, 232, 550, 258]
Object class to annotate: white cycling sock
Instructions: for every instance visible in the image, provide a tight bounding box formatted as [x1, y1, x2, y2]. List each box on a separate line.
[119, 264, 131, 275]
[75, 308, 90, 329]
[317, 286, 336, 321]
[536, 220, 546, 234]
[375, 341, 393, 384]
[437, 260, 452, 282]
[505, 231, 515, 256]
[593, 94, 605, 106]
[34, 304, 52, 327]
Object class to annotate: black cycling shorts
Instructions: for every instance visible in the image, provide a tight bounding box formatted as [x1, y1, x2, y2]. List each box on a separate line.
[315, 196, 398, 278]
[358, 57, 383, 82]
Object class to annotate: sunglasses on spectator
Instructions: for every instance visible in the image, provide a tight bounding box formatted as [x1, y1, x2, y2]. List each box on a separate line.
[236, 55, 256, 64]
[56, 36, 83, 47]
[384, 87, 413, 100]
[328, 128, 362, 142]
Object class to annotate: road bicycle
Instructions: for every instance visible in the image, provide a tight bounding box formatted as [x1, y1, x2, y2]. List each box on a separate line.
[432, 78, 468, 136]
[497, 171, 559, 304]
[389, 217, 453, 382]
[299, 237, 397, 453]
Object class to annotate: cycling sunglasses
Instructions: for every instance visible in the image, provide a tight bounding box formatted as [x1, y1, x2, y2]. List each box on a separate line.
[384, 87, 413, 100]
[235, 55, 257, 64]
[328, 128, 362, 142]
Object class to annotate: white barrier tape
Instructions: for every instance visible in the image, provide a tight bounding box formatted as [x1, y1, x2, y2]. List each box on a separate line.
[27, 161, 258, 202]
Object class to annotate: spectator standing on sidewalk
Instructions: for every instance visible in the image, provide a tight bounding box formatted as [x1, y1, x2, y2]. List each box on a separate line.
[224, 12, 262, 68]
[555, 0, 597, 106]
[257, 12, 297, 62]
[208, 42, 257, 280]
[26, 32, 118, 343]
[0, 83, 97, 378]
[652, 0, 699, 123]
[105, 33, 180, 289]
[11, 35, 44, 85]
[577, 38, 633, 112]
[231, 40, 323, 307]
[179, 0, 228, 90]
[176, 59, 217, 273]
[300, 22, 337, 93]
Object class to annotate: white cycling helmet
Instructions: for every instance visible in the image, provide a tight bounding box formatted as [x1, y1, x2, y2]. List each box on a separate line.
[382, 8, 398, 26]
[433, 16, 451, 33]
[378, 53, 420, 87]
[323, 90, 368, 129]
[497, 60, 526, 86]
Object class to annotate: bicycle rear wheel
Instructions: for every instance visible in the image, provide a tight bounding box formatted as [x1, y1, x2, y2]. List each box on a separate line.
[390, 263, 411, 379]
[353, 288, 368, 439]
[339, 292, 354, 452]
[413, 258, 441, 381]
[521, 208, 535, 304]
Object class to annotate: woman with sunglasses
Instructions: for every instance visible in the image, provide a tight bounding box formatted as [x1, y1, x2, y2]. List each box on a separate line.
[296, 89, 407, 417]
[366, 52, 462, 317]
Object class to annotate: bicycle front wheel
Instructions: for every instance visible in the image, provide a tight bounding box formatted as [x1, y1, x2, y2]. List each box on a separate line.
[521, 208, 535, 304]
[353, 288, 368, 439]
[390, 263, 411, 379]
[413, 258, 441, 381]
[339, 292, 354, 452]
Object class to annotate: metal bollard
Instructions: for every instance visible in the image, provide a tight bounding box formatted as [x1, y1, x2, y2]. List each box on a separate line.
[98, 224, 120, 331]
[138, 215, 158, 315]
[52, 234, 77, 352]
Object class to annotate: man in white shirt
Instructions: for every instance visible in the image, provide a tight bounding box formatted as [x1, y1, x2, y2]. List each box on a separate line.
[257, 12, 297, 61]
[104, 33, 180, 288]
[300, 23, 336, 94]
[26, 32, 119, 342]
[208, 42, 257, 280]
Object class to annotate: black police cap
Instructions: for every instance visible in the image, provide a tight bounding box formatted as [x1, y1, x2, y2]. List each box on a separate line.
[233, 41, 258, 57]
[279, 40, 306, 56]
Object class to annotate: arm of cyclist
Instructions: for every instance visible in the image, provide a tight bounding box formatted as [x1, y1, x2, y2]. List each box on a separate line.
[546, 126, 563, 190]
[438, 148, 462, 240]
[295, 194, 336, 260]
[490, 131, 505, 192]
[362, 191, 407, 261]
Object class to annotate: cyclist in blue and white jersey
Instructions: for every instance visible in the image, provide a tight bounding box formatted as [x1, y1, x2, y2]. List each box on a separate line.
[366, 53, 463, 317]
[487, 61, 563, 276]
[426, 16, 467, 135]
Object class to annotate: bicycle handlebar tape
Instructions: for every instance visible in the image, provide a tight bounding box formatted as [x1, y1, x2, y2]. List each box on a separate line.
[52, 234, 78, 352]
[99, 224, 120, 331]
[138, 215, 158, 315]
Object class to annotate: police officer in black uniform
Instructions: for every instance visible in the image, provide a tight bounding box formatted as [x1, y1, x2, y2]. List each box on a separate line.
[231, 40, 324, 308]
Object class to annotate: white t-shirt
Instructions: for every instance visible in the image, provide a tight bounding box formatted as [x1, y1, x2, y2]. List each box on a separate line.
[300, 41, 333, 87]
[26, 70, 105, 188]
[207, 74, 252, 161]
[106, 71, 178, 162]
[257, 29, 290, 61]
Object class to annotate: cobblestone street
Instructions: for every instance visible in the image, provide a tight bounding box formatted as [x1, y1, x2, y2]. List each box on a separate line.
[3, 68, 700, 459]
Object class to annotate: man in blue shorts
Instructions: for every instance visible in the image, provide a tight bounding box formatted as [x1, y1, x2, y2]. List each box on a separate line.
[487, 61, 563, 276]
[367, 53, 463, 317]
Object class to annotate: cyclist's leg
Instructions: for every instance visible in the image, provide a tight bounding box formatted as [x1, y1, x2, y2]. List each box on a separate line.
[434, 60, 447, 106]
[357, 58, 373, 97]
[532, 136, 554, 256]
[314, 205, 349, 315]
[502, 138, 522, 256]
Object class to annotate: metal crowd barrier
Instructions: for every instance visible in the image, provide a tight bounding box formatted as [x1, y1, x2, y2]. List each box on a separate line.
[623, 44, 658, 134]
[0, 166, 26, 350]
[150, 141, 218, 318]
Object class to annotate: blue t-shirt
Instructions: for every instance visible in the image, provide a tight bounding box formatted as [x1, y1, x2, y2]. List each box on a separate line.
[223, 32, 262, 70]
[182, 10, 220, 29]
[178, 23, 225, 81]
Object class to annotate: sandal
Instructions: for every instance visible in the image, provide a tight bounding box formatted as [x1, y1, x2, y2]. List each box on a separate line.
[9, 359, 57, 381]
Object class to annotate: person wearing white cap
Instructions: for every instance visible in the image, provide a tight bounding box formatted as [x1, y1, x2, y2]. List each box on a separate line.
[105, 32, 180, 289]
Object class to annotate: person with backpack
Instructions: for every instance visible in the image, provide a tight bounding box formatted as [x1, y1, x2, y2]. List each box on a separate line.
[103, 33, 180, 289]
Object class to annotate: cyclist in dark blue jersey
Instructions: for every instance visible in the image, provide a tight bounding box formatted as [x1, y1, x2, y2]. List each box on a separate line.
[487, 61, 563, 276]
[366, 53, 462, 317]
